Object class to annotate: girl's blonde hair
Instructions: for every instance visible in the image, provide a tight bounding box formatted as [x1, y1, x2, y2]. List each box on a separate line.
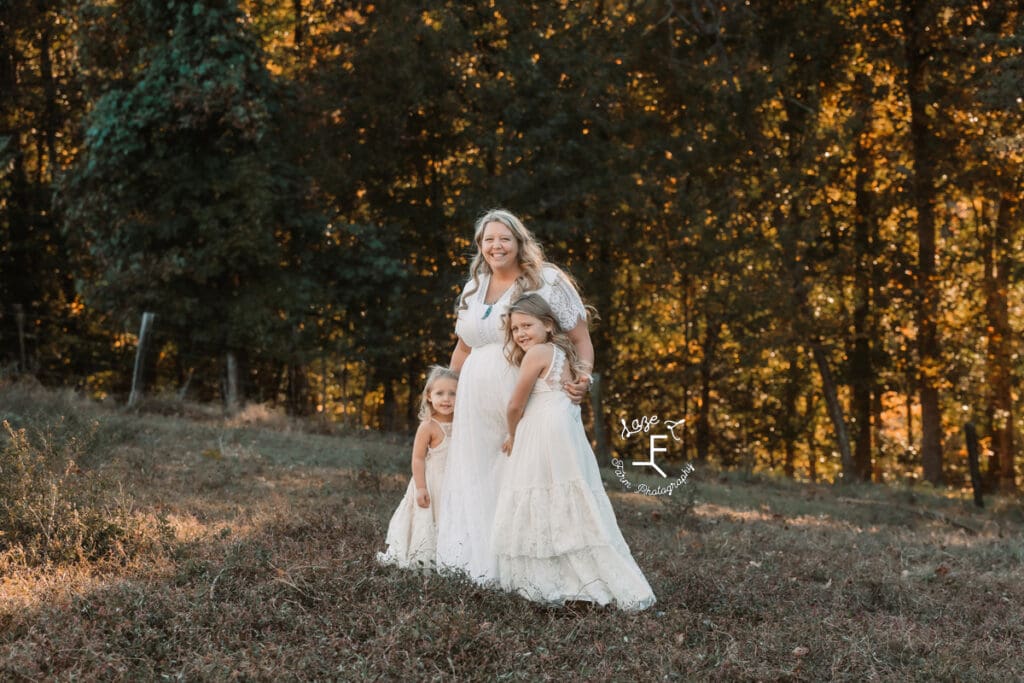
[503, 293, 582, 379]
[458, 209, 547, 310]
[418, 365, 459, 421]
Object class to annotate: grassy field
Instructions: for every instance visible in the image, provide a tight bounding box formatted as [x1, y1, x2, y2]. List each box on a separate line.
[2, 383, 1023, 681]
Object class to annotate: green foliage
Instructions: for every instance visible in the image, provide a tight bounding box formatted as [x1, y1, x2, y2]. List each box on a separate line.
[61, 0, 332, 364]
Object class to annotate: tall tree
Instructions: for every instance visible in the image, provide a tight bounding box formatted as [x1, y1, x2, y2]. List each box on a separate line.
[62, 0, 327, 404]
[902, 0, 944, 484]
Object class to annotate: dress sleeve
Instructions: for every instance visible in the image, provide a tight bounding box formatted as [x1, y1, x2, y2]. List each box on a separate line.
[543, 267, 587, 330]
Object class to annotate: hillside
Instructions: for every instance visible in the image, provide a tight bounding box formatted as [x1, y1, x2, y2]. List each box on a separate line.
[2, 384, 1022, 681]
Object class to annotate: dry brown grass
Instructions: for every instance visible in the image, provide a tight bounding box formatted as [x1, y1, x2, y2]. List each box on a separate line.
[2, 384, 1023, 681]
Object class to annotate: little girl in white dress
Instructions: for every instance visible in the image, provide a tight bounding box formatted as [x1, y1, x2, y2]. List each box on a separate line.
[493, 294, 656, 610]
[377, 366, 458, 571]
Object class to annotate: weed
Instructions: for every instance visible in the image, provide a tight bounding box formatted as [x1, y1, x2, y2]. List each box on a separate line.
[0, 419, 169, 566]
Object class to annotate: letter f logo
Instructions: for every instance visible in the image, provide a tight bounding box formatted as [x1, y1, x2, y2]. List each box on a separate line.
[634, 435, 669, 478]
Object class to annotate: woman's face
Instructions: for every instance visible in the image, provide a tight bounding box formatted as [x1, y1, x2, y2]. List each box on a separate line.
[479, 221, 520, 272]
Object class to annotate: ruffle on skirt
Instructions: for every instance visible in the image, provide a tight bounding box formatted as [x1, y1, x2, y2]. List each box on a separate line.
[377, 453, 446, 573]
[495, 545, 656, 611]
[491, 479, 626, 558]
[491, 479, 655, 611]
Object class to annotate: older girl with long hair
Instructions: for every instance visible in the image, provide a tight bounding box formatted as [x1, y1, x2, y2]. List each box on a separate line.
[494, 294, 655, 610]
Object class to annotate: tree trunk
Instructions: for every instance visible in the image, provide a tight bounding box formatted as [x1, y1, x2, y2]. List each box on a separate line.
[293, 0, 304, 49]
[783, 358, 799, 479]
[286, 363, 312, 416]
[904, 0, 944, 485]
[696, 319, 720, 462]
[806, 395, 818, 483]
[984, 194, 1017, 492]
[850, 110, 875, 481]
[811, 340, 855, 479]
[38, 13, 58, 177]
[775, 197, 854, 479]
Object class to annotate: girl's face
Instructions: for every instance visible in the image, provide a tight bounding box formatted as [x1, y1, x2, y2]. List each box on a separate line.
[428, 377, 457, 417]
[480, 221, 520, 273]
[509, 312, 552, 351]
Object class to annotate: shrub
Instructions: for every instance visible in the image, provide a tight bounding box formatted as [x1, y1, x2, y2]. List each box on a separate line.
[0, 419, 168, 566]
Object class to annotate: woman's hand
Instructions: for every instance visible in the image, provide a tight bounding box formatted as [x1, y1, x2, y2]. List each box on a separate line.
[501, 435, 513, 455]
[416, 488, 430, 508]
[563, 375, 591, 405]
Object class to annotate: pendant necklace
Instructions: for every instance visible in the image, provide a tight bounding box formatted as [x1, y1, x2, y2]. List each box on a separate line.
[483, 275, 514, 319]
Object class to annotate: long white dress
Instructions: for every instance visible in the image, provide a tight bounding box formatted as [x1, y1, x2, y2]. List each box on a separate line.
[436, 265, 587, 583]
[492, 345, 656, 610]
[376, 419, 451, 571]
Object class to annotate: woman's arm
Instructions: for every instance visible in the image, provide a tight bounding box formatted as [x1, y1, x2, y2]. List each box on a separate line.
[411, 421, 434, 507]
[502, 345, 551, 454]
[450, 337, 472, 373]
[563, 321, 594, 404]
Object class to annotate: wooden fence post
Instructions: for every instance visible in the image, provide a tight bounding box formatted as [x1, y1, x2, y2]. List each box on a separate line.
[14, 303, 27, 373]
[225, 351, 240, 414]
[128, 312, 155, 407]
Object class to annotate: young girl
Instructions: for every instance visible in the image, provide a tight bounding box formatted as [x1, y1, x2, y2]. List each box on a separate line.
[492, 294, 656, 610]
[377, 366, 458, 571]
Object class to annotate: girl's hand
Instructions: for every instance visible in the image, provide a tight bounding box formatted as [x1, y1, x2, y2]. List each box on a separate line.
[416, 488, 430, 508]
[501, 436, 513, 455]
[563, 375, 591, 405]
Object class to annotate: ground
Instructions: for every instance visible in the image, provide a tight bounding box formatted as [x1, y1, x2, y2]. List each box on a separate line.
[2, 385, 1022, 681]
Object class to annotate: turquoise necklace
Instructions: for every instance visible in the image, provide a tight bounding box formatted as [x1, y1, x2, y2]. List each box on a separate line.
[483, 277, 515, 319]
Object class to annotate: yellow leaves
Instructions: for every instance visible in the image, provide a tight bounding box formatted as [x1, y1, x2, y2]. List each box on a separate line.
[420, 11, 442, 31]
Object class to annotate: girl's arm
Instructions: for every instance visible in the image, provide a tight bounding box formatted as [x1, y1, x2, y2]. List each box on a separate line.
[563, 321, 595, 404]
[503, 345, 551, 454]
[411, 421, 434, 508]
[450, 337, 472, 373]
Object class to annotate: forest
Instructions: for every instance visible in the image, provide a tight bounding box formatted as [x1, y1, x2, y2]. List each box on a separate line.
[2, 0, 1023, 490]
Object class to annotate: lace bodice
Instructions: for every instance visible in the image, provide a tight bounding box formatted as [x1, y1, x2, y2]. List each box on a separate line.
[533, 345, 574, 395]
[427, 419, 452, 458]
[454, 266, 587, 349]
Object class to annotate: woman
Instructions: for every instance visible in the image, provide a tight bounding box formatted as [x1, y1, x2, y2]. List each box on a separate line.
[435, 209, 594, 583]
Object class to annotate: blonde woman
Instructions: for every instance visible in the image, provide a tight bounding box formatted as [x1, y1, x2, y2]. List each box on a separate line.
[435, 209, 593, 584]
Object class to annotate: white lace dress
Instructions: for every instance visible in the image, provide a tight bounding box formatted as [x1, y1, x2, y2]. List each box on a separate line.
[436, 265, 587, 583]
[492, 345, 656, 610]
[376, 419, 451, 571]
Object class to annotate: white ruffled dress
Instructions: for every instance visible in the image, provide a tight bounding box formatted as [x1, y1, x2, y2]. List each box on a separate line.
[436, 265, 587, 584]
[376, 419, 451, 571]
[492, 345, 656, 610]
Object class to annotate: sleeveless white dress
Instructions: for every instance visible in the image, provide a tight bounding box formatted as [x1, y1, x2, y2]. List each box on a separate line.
[492, 345, 656, 610]
[376, 419, 451, 571]
[436, 265, 587, 583]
